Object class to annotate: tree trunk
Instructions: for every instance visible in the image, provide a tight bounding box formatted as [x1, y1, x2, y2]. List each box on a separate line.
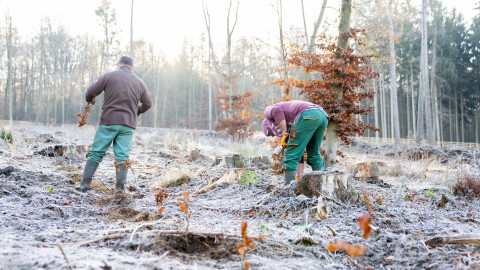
[420, 0, 433, 144]
[406, 77, 411, 138]
[460, 90, 465, 143]
[410, 63, 416, 138]
[374, 78, 379, 143]
[477, 84, 479, 144]
[308, 0, 328, 54]
[430, 17, 440, 144]
[388, 0, 400, 145]
[381, 77, 387, 140]
[5, 15, 13, 128]
[130, 0, 134, 58]
[300, 0, 309, 47]
[324, 0, 351, 168]
[455, 90, 459, 142]
[208, 43, 213, 131]
[226, 0, 239, 118]
[202, 0, 223, 121]
[276, 0, 289, 96]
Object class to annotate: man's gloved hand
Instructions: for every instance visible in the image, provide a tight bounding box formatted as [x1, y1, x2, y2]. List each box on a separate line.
[281, 133, 289, 148]
[87, 99, 95, 106]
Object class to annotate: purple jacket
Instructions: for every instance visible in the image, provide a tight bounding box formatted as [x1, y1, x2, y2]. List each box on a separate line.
[262, 101, 314, 137]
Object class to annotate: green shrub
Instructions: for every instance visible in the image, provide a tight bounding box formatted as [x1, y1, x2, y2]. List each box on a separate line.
[239, 170, 259, 185]
[1, 128, 13, 145]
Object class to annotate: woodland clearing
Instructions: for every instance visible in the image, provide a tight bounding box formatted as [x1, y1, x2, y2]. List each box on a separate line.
[1, 123, 480, 269]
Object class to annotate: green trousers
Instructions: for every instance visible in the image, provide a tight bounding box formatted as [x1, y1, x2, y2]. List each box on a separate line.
[87, 125, 135, 164]
[283, 109, 328, 171]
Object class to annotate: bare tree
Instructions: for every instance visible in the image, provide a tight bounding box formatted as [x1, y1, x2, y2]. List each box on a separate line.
[226, 0, 239, 118]
[5, 14, 13, 127]
[130, 0, 134, 58]
[388, 0, 400, 146]
[416, 0, 433, 143]
[276, 0, 289, 95]
[299, 0, 328, 54]
[201, 0, 222, 130]
[95, 0, 118, 73]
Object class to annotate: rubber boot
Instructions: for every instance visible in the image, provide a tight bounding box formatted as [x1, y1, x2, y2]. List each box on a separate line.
[284, 170, 297, 185]
[76, 160, 99, 192]
[115, 163, 128, 191]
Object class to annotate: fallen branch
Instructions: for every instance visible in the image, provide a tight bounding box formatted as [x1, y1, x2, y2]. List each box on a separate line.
[75, 233, 127, 247]
[129, 222, 157, 242]
[255, 193, 271, 205]
[326, 225, 338, 236]
[57, 242, 73, 270]
[425, 234, 480, 248]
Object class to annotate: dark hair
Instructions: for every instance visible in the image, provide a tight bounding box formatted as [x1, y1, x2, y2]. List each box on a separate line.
[118, 56, 133, 67]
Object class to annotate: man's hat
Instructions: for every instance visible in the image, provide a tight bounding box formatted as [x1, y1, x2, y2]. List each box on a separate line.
[262, 119, 282, 137]
[119, 56, 133, 66]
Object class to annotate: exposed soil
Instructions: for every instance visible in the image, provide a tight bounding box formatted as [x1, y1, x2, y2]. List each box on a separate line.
[1, 123, 480, 269]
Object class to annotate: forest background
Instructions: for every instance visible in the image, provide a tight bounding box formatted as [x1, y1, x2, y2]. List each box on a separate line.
[0, 0, 479, 144]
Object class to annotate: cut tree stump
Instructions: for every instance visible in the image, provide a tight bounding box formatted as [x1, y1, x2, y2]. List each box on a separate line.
[352, 161, 386, 181]
[34, 145, 73, 157]
[252, 156, 271, 165]
[192, 169, 246, 196]
[75, 145, 88, 154]
[294, 169, 358, 203]
[222, 154, 246, 168]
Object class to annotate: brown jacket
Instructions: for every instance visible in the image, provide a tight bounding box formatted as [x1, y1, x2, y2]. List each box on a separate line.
[86, 66, 152, 129]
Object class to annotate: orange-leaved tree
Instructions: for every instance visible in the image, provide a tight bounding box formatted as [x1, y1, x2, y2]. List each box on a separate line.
[274, 0, 379, 167]
[214, 71, 255, 140]
[274, 29, 379, 167]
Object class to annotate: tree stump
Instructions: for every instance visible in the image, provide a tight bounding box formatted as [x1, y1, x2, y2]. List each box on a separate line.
[76, 145, 89, 154]
[294, 169, 357, 203]
[224, 154, 246, 168]
[352, 161, 386, 181]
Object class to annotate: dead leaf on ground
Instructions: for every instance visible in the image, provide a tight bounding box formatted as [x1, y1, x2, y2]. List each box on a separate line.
[359, 212, 372, 239]
[327, 240, 366, 258]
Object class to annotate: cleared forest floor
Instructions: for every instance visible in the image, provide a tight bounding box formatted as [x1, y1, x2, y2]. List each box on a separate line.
[1, 124, 480, 269]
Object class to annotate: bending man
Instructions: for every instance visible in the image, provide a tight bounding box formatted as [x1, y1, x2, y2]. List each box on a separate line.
[262, 100, 328, 185]
[77, 56, 152, 192]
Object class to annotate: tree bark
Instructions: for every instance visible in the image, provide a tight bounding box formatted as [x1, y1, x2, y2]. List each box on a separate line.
[381, 77, 387, 139]
[5, 15, 13, 128]
[308, 0, 328, 54]
[201, 0, 223, 122]
[300, 0, 309, 47]
[276, 0, 289, 96]
[130, 0, 134, 58]
[410, 63, 416, 138]
[420, 0, 433, 143]
[226, 0, 239, 118]
[374, 78, 379, 142]
[431, 15, 440, 144]
[406, 77, 411, 138]
[324, 0, 351, 168]
[388, 0, 400, 146]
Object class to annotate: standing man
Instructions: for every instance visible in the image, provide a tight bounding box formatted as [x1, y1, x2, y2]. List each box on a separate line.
[76, 56, 152, 192]
[262, 100, 328, 185]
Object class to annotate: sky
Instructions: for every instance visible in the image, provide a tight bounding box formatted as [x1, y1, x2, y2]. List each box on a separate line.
[1, 0, 478, 61]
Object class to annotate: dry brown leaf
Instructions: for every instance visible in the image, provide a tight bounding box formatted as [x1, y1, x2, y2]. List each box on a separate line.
[327, 240, 367, 258]
[359, 212, 372, 239]
[327, 242, 341, 251]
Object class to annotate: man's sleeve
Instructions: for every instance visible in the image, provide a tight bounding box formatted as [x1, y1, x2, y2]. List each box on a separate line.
[265, 105, 285, 124]
[85, 75, 107, 102]
[137, 82, 153, 115]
